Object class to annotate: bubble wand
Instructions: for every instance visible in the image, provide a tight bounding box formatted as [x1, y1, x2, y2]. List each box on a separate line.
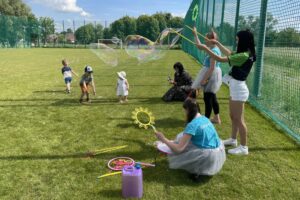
[185, 25, 208, 40]
[132, 107, 157, 132]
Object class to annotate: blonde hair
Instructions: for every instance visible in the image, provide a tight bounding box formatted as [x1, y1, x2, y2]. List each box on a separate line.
[206, 28, 218, 40]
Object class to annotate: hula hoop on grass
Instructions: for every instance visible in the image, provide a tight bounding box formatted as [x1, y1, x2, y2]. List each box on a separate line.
[107, 157, 135, 171]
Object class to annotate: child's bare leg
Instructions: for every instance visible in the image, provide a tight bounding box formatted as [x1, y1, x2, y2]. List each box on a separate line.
[124, 96, 128, 102]
[80, 86, 85, 103]
[66, 82, 71, 92]
[86, 85, 91, 102]
[119, 96, 123, 103]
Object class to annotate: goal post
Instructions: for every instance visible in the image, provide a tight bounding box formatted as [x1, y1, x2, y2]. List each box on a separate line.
[97, 37, 123, 49]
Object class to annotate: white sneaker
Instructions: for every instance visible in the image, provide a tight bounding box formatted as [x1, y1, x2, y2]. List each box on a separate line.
[228, 145, 249, 155]
[222, 138, 237, 147]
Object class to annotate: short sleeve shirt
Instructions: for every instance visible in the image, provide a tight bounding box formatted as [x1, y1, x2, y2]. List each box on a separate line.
[184, 116, 221, 149]
[61, 66, 72, 78]
[203, 47, 221, 68]
[228, 52, 255, 81]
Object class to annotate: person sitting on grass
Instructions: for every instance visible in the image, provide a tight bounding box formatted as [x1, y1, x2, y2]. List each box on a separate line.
[162, 62, 193, 102]
[155, 98, 226, 181]
[61, 59, 78, 93]
[116, 71, 129, 103]
[79, 66, 96, 103]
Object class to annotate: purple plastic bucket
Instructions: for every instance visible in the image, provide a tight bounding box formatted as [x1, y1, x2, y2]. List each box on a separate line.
[122, 165, 143, 198]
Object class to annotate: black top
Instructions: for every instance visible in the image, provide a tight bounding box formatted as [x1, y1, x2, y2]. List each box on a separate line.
[228, 52, 255, 81]
[174, 71, 193, 86]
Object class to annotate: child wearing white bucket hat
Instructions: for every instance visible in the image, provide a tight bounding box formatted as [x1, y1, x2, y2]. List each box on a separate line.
[116, 71, 129, 103]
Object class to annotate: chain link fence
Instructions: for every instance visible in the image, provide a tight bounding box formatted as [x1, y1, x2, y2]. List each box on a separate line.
[183, 0, 300, 142]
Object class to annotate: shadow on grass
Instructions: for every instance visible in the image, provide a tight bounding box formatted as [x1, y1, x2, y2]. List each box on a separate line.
[117, 117, 184, 129]
[250, 146, 300, 152]
[142, 159, 214, 187]
[33, 90, 66, 93]
[0, 96, 228, 107]
[107, 137, 214, 186]
[99, 189, 122, 199]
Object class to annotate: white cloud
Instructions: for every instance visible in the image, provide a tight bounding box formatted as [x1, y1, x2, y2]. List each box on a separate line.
[172, 12, 186, 18]
[32, 0, 90, 17]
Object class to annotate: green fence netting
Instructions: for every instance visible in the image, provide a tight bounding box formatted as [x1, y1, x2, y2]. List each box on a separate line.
[182, 0, 300, 142]
[0, 15, 106, 48]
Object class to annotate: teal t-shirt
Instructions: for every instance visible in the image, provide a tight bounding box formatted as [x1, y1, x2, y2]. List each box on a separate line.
[184, 116, 221, 149]
[203, 47, 221, 68]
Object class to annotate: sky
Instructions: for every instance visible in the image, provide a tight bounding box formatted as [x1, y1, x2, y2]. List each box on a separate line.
[24, 0, 192, 28]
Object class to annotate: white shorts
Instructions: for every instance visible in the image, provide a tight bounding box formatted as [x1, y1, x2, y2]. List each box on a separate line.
[229, 78, 249, 102]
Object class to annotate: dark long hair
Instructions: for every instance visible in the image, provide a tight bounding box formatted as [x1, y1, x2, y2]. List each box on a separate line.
[236, 29, 256, 61]
[183, 99, 200, 123]
[173, 62, 184, 74]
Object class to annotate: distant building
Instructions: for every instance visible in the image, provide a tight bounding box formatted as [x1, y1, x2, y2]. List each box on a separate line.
[66, 33, 75, 43]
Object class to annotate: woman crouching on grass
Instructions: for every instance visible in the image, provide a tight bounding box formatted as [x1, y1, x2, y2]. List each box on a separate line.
[155, 99, 226, 181]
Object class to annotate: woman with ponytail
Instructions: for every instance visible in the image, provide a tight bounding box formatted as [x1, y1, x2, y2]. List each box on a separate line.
[193, 28, 256, 155]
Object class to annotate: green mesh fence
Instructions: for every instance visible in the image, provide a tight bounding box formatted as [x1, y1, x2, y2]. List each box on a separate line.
[183, 0, 300, 142]
[0, 15, 107, 48]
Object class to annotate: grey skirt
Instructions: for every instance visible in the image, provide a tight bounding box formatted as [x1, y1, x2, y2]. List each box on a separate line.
[168, 133, 226, 176]
[192, 67, 222, 93]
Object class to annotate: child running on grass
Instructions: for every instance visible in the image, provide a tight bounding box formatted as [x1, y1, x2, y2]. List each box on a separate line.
[116, 71, 129, 103]
[61, 59, 78, 93]
[79, 66, 96, 103]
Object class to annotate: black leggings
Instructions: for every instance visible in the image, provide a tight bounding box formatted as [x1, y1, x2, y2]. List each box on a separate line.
[203, 92, 220, 118]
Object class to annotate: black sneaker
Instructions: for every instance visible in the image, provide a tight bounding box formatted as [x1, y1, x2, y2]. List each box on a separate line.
[189, 174, 212, 183]
[189, 174, 202, 182]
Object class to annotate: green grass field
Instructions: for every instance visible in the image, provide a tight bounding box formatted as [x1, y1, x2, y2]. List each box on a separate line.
[0, 48, 299, 200]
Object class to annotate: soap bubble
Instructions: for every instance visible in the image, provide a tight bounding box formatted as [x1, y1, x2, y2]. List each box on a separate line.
[124, 35, 166, 63]
[89, 43, 118, 67]
[158, 28, 183, 48]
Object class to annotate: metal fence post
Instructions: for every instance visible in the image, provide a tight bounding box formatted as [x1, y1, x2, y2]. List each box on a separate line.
[253, 0, 268, 97]
[220, 0, 225, 41]
[233, 0, 241, 50]
[212, 0, 216, 27]
[200, 0, 205, 31]
[205, 0, 209, 30]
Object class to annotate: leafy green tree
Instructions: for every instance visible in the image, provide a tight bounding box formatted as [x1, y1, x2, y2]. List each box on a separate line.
[217, 22, 235, 46]
[238, 13, 278, 45]
[152, 13, 167, 32]
[103, 27, 112, 39]
[0, 0, 37, 46]
[75, 23, 95, 44]
[39, 17, 55, 45]
[136, 15, 160, 41]
[275, 28, 300, 47]
[168, 16, 184, 28]
[95, 24, 103, 40]
[0, 0, 34, 18]
[111, 16, 136, 40]
[66, 28, 73, 33]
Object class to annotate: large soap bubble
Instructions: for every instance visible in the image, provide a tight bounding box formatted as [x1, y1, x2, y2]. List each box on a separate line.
[89, 43, 118, 67]
[124, 28, 183, 63]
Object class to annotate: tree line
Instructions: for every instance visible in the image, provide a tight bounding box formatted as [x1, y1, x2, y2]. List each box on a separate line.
[0, 0, 184, 46]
